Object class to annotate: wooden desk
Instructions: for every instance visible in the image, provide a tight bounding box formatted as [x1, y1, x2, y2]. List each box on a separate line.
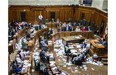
[49, 53, 61, 75]
[51, 31, 94, 42]
[8, 40, 14, 54]
[28, 39, 34, 52]
[15, 28, 28, 42]
[46, 22, 57, 28]
[48, 41, 54, 52]
[20, 52, 33, 75]
[90, 40, 105, 56]
[8, 28, 28, 54]
[62, 36, 85, 45]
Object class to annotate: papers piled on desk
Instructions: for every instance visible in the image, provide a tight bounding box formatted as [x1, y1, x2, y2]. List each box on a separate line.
[75, 36, 80, 39]
[71, 49, 78, 55]
[60, 72, 67, 75]
[54, 49, 59, 52]
[23, 60, 29, 63]
[50, 61, 56, 64]
[68, 45, 74, 49]
[50, 63, 56, 68]
[21, 67, 27, 73]
[23, 60, 31, 67]
[57, 50, 64, 56]
[16, 57, 22, 63]
[34, 56, 40, 61]
[50, 61, 56, 68]
[49, 53, 54, 61]
[48, 40, 52, 44]
[78, 35, 82, 37]
[78, 49, 83, 53]
[33, 52, 39, 56]
[54, 44, 61, 48]
[51, 67, 60, 73]
[86, 57, 103, 66]
[76, 45, 81, 48]
[66, 61, 73, 66]
[62, 58, 66, 62]
[82, 48, 86, 51]
[97, 44, 103, 46]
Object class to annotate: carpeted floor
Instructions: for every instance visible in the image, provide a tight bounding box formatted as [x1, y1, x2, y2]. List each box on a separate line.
[9, 28, 108, 75]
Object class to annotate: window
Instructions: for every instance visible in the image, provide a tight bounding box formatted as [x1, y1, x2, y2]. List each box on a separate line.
[50, 11, 55, 21]
[83, 0, 92, 6]
[80, 12, 85, 20]
[100, 20, 105, 34]
[20, 12, 26, 21]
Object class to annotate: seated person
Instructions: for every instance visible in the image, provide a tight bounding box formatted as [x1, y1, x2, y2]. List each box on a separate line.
[60, 71, 67, 75]
[26, 33, 30, 41]
[64, 44, 71, 62]
[10, 61, 17, 73]
[73, 22, 77, 26]
[17, 62, 23, 69]
[64, 44, 71, 56]
[102, 39, 107, 47]
[51, 18, 55, 22]
[39, 50, 47, 62]
[56, 18, 60, 25]
[96, 38, 107, 46]
[41, 24, 47, 29]
[83, 47, 89, 57]
[72, 53, 84, 65]
[81, 26, 86, 31]
[15, 54, 23, 64]
[62, 22, 66, 31]
[40, 38, 48, 50]
[48, 28, 53, 35]
[86, 26, 91, 31]
[75, 26, 81, 32]
[18, 50, 25, 60]
[43, 68, 50, 75]
[21, 39, 28, 51]
[93, 54, 98, 61]
[15, 64, 21, 74]
[81, 42, 87, 48]
[57, 24, 61, 32]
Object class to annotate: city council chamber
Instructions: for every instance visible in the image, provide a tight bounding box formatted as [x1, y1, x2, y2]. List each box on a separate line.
[8, 0, 108, 75]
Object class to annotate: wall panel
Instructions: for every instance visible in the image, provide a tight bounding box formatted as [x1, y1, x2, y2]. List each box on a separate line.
[9, 5, 107, 35]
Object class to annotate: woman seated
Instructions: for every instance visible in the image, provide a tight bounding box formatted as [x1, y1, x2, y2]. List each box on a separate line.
[75, 26, 81, 32]
[81, 26, 86, 31]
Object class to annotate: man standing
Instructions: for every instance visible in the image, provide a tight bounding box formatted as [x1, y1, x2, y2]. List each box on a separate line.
[38, 13, 43, 23]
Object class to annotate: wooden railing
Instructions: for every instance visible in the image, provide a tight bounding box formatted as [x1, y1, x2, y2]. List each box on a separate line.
[8, 27, 28, 54]
[51, 31, 94, 42]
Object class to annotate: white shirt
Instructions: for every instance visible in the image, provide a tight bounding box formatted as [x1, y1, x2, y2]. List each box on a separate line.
[75, 28, 81, 32]
[41, 24, 47, 29]
[62, 23, 66, 27]
[38, 15, 43, 20]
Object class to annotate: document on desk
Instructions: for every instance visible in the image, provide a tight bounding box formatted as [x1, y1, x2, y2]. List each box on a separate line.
[21, 67, 28, 73]
[50, 61, 56, 64]
[68, 45, 74, 49]
[71, 49, 78, 53]
[76, 45, 81, 48]
[75, 36, 80, 39]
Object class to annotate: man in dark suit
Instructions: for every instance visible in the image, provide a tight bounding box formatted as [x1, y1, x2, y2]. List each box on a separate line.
[39, 50, 47, 62]
[72, 53, 84, 65]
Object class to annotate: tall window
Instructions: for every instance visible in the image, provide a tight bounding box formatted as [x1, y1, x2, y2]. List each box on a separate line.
[80, 12, 85, 20]
[20, 12, 26, 21]
[83, 0, 92, 6]
[50, 11, 55, 21]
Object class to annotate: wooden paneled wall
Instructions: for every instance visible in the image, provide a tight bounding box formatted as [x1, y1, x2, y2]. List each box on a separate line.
[9, 5, 107, 33]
